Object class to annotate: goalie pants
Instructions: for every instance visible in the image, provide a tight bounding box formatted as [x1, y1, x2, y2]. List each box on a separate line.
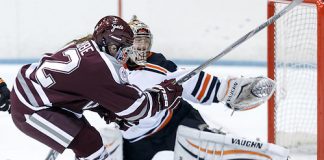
[123, 100, 208, 160]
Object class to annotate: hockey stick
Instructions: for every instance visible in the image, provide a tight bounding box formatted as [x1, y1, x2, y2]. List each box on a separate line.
[175, 0, 303, 85]
[44, 1, 302, 160]
[44, 149, 59, 160]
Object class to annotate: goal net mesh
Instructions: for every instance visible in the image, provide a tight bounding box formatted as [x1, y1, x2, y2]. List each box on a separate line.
[273, 2, 317, 154]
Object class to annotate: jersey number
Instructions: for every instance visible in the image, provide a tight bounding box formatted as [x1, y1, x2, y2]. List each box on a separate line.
[36, 49, 81, 88]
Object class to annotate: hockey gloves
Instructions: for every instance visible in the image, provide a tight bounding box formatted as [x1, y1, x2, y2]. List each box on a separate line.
[217, 76, 275, 111]
[147, 79, 183, 111]
[0, 78, 10, 112]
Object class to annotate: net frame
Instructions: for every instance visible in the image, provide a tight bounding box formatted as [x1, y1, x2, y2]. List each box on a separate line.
[267, 0, 324, 159]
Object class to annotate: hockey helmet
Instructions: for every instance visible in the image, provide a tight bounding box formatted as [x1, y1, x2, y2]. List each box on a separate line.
[127, 15, 153, 66]
[93, 15, 134, 62]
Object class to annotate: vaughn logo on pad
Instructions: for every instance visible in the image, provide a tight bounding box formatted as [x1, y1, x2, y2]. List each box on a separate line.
[232, 138, 263, 149]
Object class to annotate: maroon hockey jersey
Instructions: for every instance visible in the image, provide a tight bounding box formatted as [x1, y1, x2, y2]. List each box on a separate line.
[12, 40, 160, 121]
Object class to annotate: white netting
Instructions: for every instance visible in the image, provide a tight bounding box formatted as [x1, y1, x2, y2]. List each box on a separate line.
[273, 2, 317, 154]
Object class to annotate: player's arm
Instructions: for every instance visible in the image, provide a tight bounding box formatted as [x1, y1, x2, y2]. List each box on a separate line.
[0, 78, 11, 112]
[180, 71, 220, 104]
[93, 79, 182, 122]
[180, 71, 275, 111]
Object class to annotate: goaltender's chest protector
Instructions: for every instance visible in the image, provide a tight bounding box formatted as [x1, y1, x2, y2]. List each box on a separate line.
[127, 69, 166, 90]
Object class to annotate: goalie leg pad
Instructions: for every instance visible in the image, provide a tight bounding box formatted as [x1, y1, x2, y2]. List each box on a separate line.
[174, 125, 289, 160]
[76, 146, 109, 160]
[217, 76, 276, 111]
[99, 126, 123, 160]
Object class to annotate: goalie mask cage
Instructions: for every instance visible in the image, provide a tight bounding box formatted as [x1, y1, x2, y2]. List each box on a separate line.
[267, 0, 324, 158]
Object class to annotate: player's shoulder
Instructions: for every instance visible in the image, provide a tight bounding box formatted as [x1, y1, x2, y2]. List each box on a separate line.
[49, 40, 115, 74]
[145, 52, 177, 74]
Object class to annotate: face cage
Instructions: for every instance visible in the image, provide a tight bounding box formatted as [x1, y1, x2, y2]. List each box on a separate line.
[133, 33, 152, 51]
[127, 46, 148, 66]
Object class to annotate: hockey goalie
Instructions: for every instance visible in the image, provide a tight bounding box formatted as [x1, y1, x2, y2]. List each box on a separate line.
[101, 74, 289, 160]
[98, 72, 289, 159]
[98, 73, 289, 160]
[93, 16, 289, 160]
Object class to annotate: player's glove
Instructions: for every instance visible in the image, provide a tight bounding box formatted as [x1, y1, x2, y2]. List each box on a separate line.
[0, 78, 10, 113]
[146, 79, 183, 111]
[89, 106, 121, 124]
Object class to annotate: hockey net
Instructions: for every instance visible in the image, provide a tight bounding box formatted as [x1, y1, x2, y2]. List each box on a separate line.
[267, 0, 324, 157]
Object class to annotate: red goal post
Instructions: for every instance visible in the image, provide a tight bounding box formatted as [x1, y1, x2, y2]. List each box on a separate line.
[267, 0, 324, 158]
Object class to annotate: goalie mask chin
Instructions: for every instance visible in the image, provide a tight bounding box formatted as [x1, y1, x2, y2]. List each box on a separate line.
[126, 46, 148, 66]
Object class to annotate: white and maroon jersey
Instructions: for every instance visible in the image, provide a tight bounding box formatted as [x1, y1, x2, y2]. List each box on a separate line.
[12, 40, 161, 122]
[121, 52, 222, 142]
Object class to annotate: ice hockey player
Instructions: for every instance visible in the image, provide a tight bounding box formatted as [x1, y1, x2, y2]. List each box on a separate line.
[94, 16, 289, 160]
[9, 15, 183, 160]
[0, 78, 11, 112]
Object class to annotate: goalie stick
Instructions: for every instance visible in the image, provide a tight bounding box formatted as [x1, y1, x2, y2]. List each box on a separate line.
[175, 0, 303, 85]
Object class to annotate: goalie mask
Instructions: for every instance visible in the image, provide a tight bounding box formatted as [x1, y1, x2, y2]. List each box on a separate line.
[127, 15, 153, 66]
[93, 16, 134, 63]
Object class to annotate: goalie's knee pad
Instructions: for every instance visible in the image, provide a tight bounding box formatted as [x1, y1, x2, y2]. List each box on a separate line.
[217, 76, 275, 111]
[76, 146, 109, 160]
[174, 125, 289, 160]
[99, 126, 123, 160]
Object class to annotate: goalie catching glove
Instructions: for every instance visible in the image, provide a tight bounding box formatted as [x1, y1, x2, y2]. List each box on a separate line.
[217, 76, 275, 111]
